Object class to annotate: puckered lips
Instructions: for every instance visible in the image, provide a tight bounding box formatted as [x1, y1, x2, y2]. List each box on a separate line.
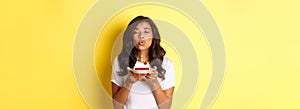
[138, 40, 145, 46]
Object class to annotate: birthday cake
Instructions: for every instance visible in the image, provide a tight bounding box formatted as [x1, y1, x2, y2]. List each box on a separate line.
[133, 61, 150, 74]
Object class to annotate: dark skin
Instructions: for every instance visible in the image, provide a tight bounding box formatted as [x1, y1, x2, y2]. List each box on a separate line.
[112, 68, 174, 109]
[112, 21, 174, 109]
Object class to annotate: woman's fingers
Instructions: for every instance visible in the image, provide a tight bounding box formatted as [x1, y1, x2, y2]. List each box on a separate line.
[151, 70, 158, 76]
[144, 66, 158, 80]
[127, 66, 159, 81]
[127, 67, 134, 73]
[145, 74, 157, 80]
[145, 75, 155, 80]
[145, 73, 151, 79]
[152, 71, 158, 75]
[127, 67, 138, 76]
[126, 67, 139, 83]
[151, 66, 157, 71]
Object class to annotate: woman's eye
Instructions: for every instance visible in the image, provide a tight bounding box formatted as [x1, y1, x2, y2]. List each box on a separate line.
[134, 31, 139, 34]
[145, 31, 150, 33]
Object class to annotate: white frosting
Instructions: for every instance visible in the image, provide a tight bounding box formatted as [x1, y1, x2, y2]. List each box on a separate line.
[133, 61, 150, 74]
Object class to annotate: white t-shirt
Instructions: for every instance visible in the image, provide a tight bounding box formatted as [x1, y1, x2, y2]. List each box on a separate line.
[111, 57, 176, 109]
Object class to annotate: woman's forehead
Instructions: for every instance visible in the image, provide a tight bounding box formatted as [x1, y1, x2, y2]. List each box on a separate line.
[135, 21, 152, 29]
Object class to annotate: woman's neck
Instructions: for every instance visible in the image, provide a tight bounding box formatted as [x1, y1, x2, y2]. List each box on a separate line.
[137, 50, 149, 62]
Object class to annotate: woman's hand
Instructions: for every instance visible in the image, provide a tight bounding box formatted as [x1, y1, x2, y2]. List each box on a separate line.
[112, 67, 140, 109]
[145, 66, 174, 109]
[145, 66, 160, 90]
[123, 67, 139, 89]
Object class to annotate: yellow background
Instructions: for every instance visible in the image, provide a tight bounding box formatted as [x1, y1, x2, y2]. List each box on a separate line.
[1, 0, 300, 109]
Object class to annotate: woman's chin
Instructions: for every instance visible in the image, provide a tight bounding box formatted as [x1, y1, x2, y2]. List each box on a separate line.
[135, 46, 148, 51]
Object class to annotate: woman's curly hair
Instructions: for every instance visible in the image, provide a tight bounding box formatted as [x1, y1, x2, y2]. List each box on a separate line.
[117, 16, 166, 80]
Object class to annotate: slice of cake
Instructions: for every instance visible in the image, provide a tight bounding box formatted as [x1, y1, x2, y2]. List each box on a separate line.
[134, 61, 150, 74]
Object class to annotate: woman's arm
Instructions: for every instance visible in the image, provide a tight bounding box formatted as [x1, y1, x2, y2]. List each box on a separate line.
[146, 67, 175, 109]
[152, 80, 174, 109]
[112, 82, 132, 109]
[112, 68, 138, 109]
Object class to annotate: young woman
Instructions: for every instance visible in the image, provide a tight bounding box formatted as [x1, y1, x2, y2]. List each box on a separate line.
[111, 16, 175, 109]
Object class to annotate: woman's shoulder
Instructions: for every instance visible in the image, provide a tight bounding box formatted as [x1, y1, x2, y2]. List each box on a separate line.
[112, 56, 120, 67]
[163, 57, 174, 66]
[163, 57, 172, 62]
[113, 56, 118, 62]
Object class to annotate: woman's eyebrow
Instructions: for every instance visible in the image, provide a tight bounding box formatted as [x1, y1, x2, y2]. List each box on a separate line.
[144, 27, 151, 30]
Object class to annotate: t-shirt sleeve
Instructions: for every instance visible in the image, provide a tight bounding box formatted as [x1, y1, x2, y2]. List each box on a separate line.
[161, 58, 176, 90]
[111, 57, 123, 87]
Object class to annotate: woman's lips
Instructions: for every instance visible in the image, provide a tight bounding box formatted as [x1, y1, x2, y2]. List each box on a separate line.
[139, 40, 145, 46]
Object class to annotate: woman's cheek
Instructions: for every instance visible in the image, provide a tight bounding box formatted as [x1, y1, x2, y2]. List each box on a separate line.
[133, 36, 139, 45]
[146, 39, 152, 47]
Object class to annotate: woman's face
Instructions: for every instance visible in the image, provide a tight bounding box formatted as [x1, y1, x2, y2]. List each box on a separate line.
[133, 21, 153, 51]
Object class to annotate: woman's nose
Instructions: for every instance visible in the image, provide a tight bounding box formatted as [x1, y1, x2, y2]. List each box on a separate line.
[139, 33, 144, 39]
